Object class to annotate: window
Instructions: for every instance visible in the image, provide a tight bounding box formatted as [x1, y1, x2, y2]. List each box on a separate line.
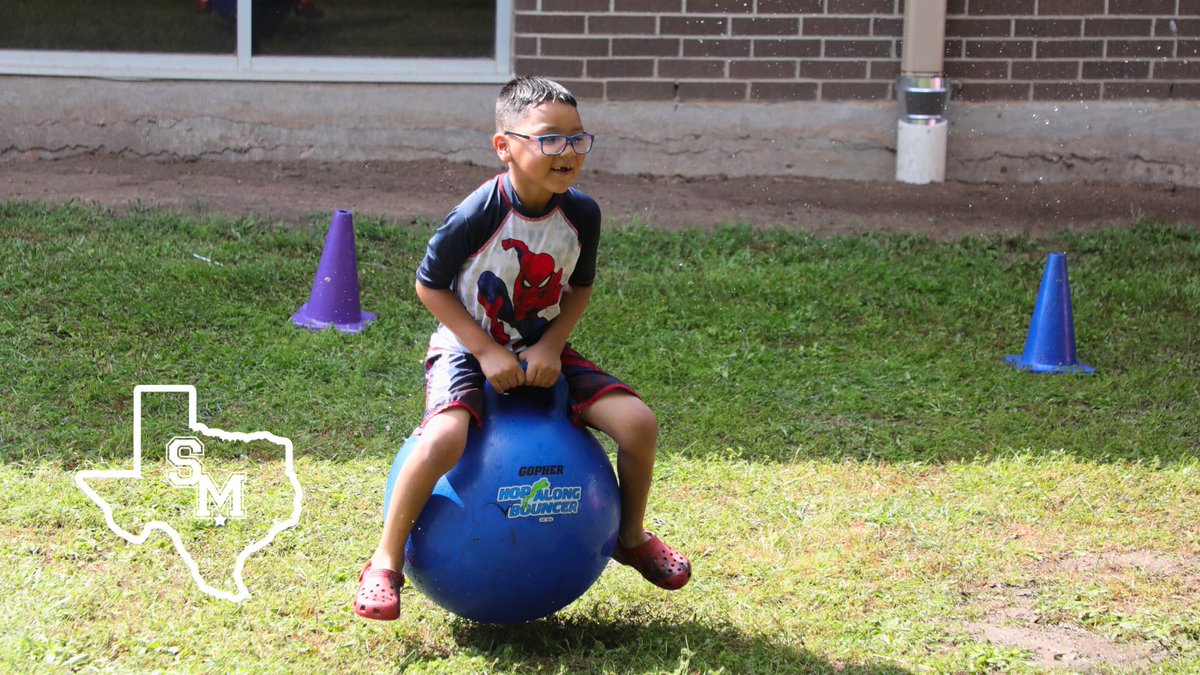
[0, 0, 512, 83]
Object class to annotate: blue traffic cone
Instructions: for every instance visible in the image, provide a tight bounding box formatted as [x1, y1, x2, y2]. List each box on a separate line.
[291, 209, 376, 333]
[1005, 252, 1094, 374]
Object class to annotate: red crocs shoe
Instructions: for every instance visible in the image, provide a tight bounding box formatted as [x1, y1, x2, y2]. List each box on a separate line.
[353, 561, 404, 621]
[612, 530, 691, 590]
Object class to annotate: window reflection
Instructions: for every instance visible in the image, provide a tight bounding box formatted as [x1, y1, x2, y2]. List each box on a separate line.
[241, 0, 496, 58]
[1, 0, 495, 58]
[2, 0, 235, 54]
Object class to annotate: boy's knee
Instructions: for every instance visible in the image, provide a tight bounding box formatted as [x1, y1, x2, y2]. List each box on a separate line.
[619, 400, 658, 449]
[413, 410, 471, 474]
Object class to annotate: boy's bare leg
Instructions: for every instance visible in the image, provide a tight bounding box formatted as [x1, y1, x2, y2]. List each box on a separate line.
[371, 407, 471, 571]
[578, 392, 658, 548]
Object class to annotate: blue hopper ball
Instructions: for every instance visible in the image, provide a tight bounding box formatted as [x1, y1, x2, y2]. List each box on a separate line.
[383, 376, 620, 624]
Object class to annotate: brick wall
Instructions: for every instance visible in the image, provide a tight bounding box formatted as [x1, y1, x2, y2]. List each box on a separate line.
[513, 0, 1200, 102]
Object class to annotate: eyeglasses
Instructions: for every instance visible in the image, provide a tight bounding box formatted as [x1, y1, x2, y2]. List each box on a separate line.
[504, 131, 595, 156]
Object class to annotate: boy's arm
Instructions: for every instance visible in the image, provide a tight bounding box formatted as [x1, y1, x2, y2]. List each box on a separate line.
[519, 284, 593, 388]
[414, 280, 526, 393]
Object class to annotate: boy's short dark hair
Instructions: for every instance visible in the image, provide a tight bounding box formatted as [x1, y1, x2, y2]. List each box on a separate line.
[495, 77, 578, 131]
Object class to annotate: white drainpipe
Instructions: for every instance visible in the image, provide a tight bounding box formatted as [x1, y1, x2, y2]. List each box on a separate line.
[896, 0, 950, 184]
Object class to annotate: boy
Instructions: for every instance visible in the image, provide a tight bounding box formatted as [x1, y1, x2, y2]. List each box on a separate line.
[354, 77, 691, 621]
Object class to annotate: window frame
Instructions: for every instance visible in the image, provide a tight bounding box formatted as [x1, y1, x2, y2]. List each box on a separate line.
[0, 0, 513, 83]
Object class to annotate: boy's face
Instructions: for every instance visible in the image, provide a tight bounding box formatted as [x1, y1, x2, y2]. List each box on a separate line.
[493, 101, 586, 210]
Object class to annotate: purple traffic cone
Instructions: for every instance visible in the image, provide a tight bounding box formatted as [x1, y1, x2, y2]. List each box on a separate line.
[1004, 252, 1093, 374]
[291, 209, 376, 333]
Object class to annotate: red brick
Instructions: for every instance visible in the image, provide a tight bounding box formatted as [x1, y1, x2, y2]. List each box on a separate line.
[613, 0, 682, 11]
[821, 82, 890, 100]
[1011, 60, 1079, 79]
[827, 0, 895, 12]
[658, 58, 727, 78]
[1179, 41, 1200, 58]
[514, 0, 537, 9]
[555, 79, 606, 99]
[613, 38, 681, 56]
[587, 58, 656, 78]
[589, 16, 658, 35]
[516, 14, 586, 35]
[946, 19, 1013, 38]
[683, 39, 751, 57]
[754, 39, 821, 57]
[1171, 83, 1200, 99]
[874, 18, 903, 37]
[686, 0, 754, 12]
[732, 17, 800, 36]
[660, 16, 730, 35]
[1156, 20, 1200, 37]
[1035, 39, 1103, 58]
[945, 59, 1010, 79]
[729, 59, 798, 78]
[542, 37, 611, 57]
[870, 60, 901, 79]
[965, 40, 1032, 58]
[1037, 0, 1104, 14]
[1014, 19, 1081, 37]
[1107, 40, 1174, 58]
[947, 0, 968, 13]
[515, 58, 585, 78]
[1109, 0, 1176, 14]
[606, 80, 677, 100]
[957, 82, 1031, 101]
[1182, 0, 1200, 14]
[825, 39, 893, 58]
[1032, 82, 1100, 100]
[750, 82, 819, 100]
[1104, 82, 1173, 99]
[968, 0, 1035, 15]
[676, 81, 748, 100]
[758, 0, 824, 12]
[515, 36, 538, 56]
[803, 18, 872, 36]
[1082, 60, 1150, 79]
[800, 59, 867, 78]
[1155, 60, 1200, 78]
[542, 0, 610, 11]
[1084, 19, 1153, 37]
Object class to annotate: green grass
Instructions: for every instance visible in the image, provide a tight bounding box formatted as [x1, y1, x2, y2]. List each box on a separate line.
[1, 201, 1199, 672]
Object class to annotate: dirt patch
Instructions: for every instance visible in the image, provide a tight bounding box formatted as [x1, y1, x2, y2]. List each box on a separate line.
[963, 587, 1162, 672]
[1056, 550, 1192, 578]
[4, 156, 1200, 239]
[965, 608, 1159, 671]
[961, 550, 1200, 671]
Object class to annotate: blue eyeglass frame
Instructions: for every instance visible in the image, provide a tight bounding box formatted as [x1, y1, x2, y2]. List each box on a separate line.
[504, 131, 595, 156]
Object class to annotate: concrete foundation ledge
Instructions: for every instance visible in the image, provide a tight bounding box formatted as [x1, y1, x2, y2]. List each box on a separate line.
[3, 76, 1197, 187]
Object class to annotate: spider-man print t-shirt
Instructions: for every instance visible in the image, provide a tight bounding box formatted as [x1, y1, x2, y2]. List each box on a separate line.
[416, 172, 601, 354]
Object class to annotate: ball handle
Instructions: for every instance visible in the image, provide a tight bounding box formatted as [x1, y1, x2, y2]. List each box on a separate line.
[482, 362, 570, 420]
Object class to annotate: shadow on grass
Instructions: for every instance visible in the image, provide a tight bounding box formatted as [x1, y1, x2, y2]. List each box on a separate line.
[448, 613, 913, 674]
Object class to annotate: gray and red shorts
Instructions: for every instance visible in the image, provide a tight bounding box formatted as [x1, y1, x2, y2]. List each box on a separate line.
[422, 344, 638, 429]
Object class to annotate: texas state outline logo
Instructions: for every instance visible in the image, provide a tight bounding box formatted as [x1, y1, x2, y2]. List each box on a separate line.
[74, 385, 303, 602]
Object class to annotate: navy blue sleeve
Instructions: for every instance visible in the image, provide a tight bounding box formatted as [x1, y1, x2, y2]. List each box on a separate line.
[562, 189, 601, 287]
[415, 179, 505, 290]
